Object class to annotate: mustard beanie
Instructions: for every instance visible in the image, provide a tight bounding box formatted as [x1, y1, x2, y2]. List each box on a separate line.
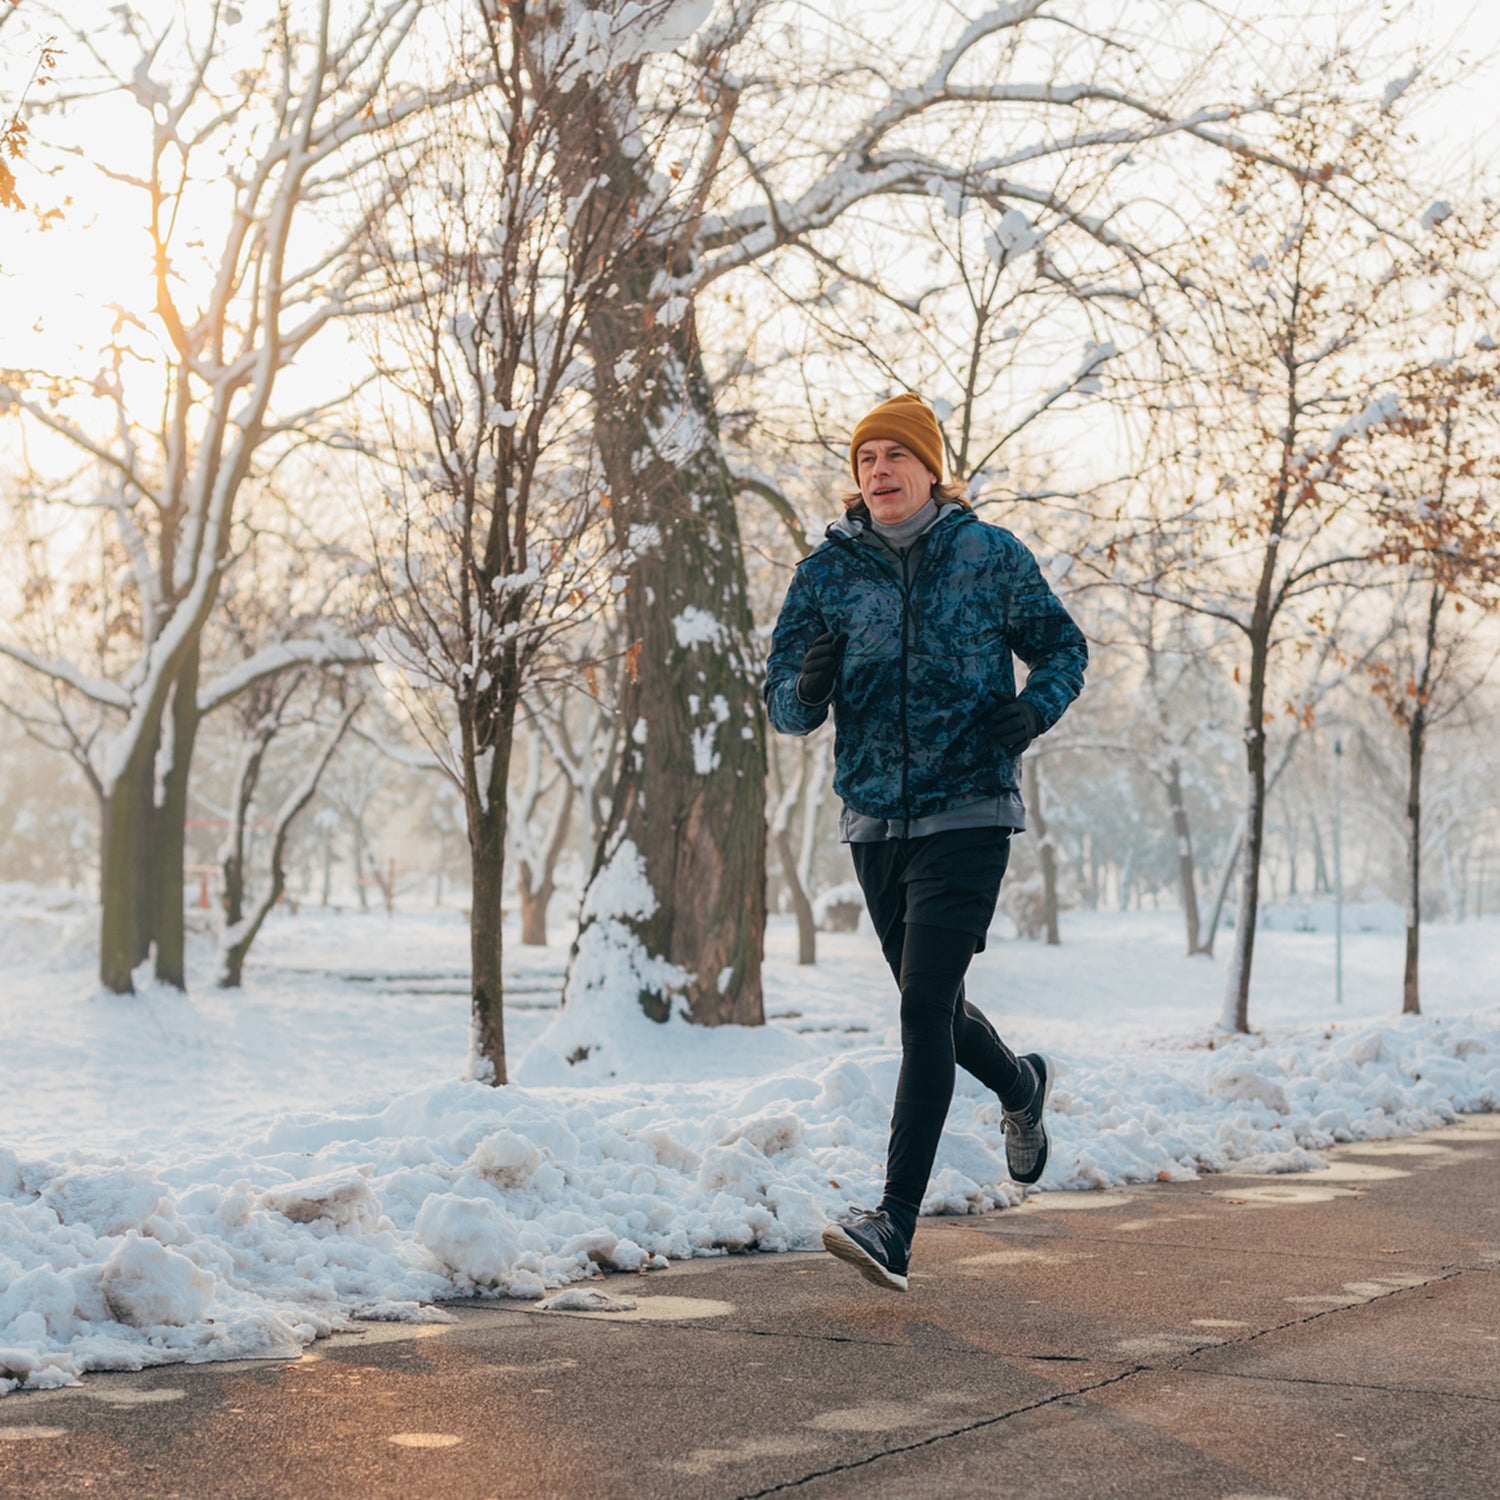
[849, 392, 945, 484]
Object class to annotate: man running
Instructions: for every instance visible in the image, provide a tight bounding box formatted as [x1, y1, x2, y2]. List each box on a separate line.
[763, 392, 1088, 1291]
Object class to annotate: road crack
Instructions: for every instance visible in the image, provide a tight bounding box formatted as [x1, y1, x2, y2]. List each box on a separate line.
[732, 1366, 1146, 1499]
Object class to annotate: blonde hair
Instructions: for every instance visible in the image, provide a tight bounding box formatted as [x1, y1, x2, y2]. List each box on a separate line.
[841, 478, 972, 514]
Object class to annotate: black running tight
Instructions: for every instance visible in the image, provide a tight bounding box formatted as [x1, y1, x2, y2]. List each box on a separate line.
[879, 922, 1027, 1223]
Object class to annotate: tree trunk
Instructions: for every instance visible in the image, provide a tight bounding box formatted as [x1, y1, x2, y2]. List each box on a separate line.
[352, 817, 371, 912]
[1403, 701, 1422, 1015]
[152, 645, 201, 991]
[1309, 804, 1331, 894]
[99, 729, 161, 994]
[1117, 821, 1139, 915]
[1196, 822, 1241, 957]
[1442, 840, 1462, 927]
[1082, 831, 1100, 911]
[1025, 757, 1060, 946]
[547, 67, 765, 1029]
[468, 697, 517, 1085]
[577, 317, 767, 1025]
[776, 826, 817, 966]
[222, 824, 246, 938]
[517, 779, 574, 947]
[1221, 640, 1270, 1033]
[517, 865, 547, 947]
[218, 731, 268, 985]
[1165, 758, 1201, 955]
[1402, 587, 1441, 1016]
[218, 706, 356, 989]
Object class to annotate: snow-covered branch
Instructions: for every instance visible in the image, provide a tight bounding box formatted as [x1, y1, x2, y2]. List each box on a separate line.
[0, 640, 131, 711]
[197, 634, 372, 717]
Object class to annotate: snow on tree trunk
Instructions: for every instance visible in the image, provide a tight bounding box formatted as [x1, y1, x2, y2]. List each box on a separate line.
[532, 834, 692, 1081]
[575, 321, 767, 1029]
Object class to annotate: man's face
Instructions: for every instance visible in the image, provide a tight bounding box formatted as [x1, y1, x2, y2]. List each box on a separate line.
[856, 439, 938, 524]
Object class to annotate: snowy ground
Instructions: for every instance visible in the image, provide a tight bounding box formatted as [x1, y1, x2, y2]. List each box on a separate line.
[2, 885, 1498, 1394]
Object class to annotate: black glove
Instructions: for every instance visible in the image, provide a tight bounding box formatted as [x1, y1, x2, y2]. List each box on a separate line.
[992, 697, 1043, 755]
[796, 630, 848, 706]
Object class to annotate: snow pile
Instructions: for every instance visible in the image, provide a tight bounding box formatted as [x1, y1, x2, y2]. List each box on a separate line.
[3, 1009, 1500, 1393]
[523, 837, 691, 1081]
[4, 895, 1500, 1393]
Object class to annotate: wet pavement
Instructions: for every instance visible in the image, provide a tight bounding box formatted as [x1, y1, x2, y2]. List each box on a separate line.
[3, 1115, 1498, 1498]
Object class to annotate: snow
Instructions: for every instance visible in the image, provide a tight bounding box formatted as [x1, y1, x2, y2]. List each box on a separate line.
[1329, 392, 1402, 449]
[1421, 199, 1453, 231]
[536, 1287, 636, 1313]
[524, 838, 693, 1081]
[689, 694, 731, 774]
[1381, 67, 1421, 113]
[1, 886, 1499, 1395]
[672, 606, 726, 650]
[984, 208, 1041, 264]
[544, 0, 713, 89]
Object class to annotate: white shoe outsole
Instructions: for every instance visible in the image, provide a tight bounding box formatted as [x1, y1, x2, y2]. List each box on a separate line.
[821, 1224, 909, 1292]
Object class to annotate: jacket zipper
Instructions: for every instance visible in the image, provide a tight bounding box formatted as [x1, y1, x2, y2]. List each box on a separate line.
[896, 529, 941, 835]
[899, 545, 912, 835]
[829, 516, 951, 833]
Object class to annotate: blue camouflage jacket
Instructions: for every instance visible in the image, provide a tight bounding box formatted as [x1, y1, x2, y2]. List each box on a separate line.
[763, 506, 1088, 823]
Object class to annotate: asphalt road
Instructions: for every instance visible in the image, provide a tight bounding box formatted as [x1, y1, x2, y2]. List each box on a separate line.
[3, 1114, 1499, 1499]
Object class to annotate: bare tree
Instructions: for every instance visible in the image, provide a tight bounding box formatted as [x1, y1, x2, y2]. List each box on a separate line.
[1364, 318, 1500, 1013]
[0, 1, 442, 992]
[533, 0, 1304, 1036]
[1110, 86, 1463, 1031]
[363, 6, 647, 1082]
[0, 8, 60, 218]
[217, 685, 361, 987]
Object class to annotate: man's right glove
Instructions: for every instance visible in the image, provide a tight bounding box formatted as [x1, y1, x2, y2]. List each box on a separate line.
[992, 697, 1043, 755]
[796, 630, 848, 706]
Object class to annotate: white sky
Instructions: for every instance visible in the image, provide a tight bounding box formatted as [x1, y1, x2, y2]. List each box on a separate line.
[0, 0, 1497, 483]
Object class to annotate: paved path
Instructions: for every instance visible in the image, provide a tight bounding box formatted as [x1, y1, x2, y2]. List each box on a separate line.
[4, 1115, 1499, 1499]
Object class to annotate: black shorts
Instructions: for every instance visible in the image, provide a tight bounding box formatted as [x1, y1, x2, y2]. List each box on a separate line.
[849, 826, 1012, 954]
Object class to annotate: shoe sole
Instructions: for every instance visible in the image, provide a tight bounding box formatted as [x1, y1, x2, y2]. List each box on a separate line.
[820, 1224, 909, 1292]
[1009, 1051, 1055, 1187]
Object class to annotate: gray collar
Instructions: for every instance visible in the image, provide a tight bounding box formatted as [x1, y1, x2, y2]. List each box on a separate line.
[832, 499, 961, 544]
[869, 497, 939, 550]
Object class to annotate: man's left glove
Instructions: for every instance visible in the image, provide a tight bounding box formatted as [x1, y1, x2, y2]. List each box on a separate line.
[992, 697, 1043, 756]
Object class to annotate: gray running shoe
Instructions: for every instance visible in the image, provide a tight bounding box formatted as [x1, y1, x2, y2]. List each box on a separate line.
[821, 1209, 910, 1292]
[1003, 1053, 1054, 1186]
